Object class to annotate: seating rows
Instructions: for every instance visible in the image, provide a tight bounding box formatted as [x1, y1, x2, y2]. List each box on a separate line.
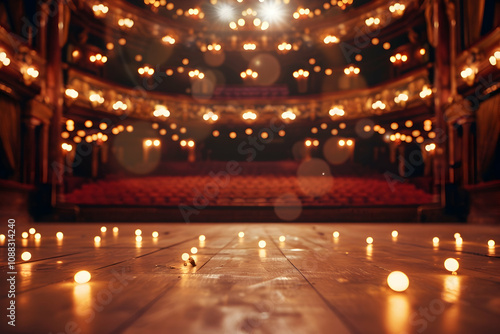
[64, 174, 433, 207]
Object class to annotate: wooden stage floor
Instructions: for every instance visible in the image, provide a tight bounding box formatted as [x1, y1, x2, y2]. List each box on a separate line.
[1, 223, 499, 334]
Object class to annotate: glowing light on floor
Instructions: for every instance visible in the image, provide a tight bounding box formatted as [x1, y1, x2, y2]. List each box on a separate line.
[455, 237, 463, 245]
[34, 233, 41, 240]
[152, 231, 159, 238]
[94, 236, 101, 243]
[181, 253, 190, 261]
[199, 235, 206, 241]
[56, 232, 64, 240]
[454, 233, 461, 239]
[392, 230, 398, 238]
[433, 237, 440, 244]
[444, 258, 459, 272]
[29, 228, 36, 234]
[100, 226, 107, 233]
[488, 240, 495, 247]
[135, 235, 142, 242]
[113, 227, 119, 233]
[387, 271, 409, 292]
[279, 236, 286, 242]
[135, 229, 142, 236]
[74, 270, 91, 284]
[259, 240, 266, 248]
[191, 247, 198, 254]
[21, 251, 32, 261]
[366, 237, 374, 244]
[22, 232, 29, 239]
[333, 231, 340, 238]
[238, 232, 245, 238]
[0, 234, 5, 241]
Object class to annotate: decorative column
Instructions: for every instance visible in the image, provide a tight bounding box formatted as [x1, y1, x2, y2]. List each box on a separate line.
[46, 0, 65, 206]
[22, 118, 38, 184]
[427, 0, 454, 207]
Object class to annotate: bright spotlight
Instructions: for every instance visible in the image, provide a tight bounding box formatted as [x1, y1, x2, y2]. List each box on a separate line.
[217, 3, 235, 21]
[259, 1, 286, 24]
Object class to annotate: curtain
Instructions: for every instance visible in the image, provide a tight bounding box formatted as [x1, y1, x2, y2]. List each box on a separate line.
[476, 94, 500, 181]
[0, 95, 20, 179]
[462, 0, 486, 48]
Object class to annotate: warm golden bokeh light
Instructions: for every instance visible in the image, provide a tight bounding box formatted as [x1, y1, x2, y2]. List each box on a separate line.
[181, 253, 190, 261]
[387, 271, 409, 292]
[191, 247, 198, 254]
[199, 235, 206, 241]
[488, 240, 495, 247]
[56, 232, 64, 240]
[135, 229, 142, 236]
[94, 236, 101, 243]
[152, 231, 159, 238]
[366, 237, 374, 244]
[21, 251, 32, 261]
[444, 258, 459, 272]
[279, 236, 286, 242]
[238, 232, 245, 238]
[100, 226, 107, 233]
[258, 240, 266, 248]
[392, 230, 398, 238]
[74, 270, 91, 284]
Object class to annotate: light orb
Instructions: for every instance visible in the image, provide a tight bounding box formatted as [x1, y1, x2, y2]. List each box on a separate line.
[238, 232, 245, 238]
[56, 232, 64, 240]
[135, 235, 142, 242]
[279, 236, 286, 242]
[199, 235, 206, 241]
[94, 236, 101, 243]
[333, 231, 340, 238]
[444, 258, 459, 272]
[152, 231, 159, 238]
[366, 237, 374, 244]
[387, 271, 410, 292]
[191, 247, 198, 254]
[392, 230, 398, 238]
[488, 240, 495, 247]
[181, 253, 190, 261]
[21, 251, 32, 261]
[135, 229, 142, 236]
[258, 240, 266, 248]
[22, 232, 29, 239]
[74, 270, 91, 284]
[34, 233, 41, 240]
[100, 226, 107, 233]
[29, 228, 36, 235]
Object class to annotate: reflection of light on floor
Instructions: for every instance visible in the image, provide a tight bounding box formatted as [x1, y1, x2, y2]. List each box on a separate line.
[259, 249, 267, 258]
[73, 283, 92, 317]
[20, 263, 33, 287]
[72, 283, 92, 333]
[489, 248, 495, 256]
[442, 275, 460, 303]
[366, 244, 373, 261]
[442, 276, 461, 333]
[385, 294, 410, 334]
